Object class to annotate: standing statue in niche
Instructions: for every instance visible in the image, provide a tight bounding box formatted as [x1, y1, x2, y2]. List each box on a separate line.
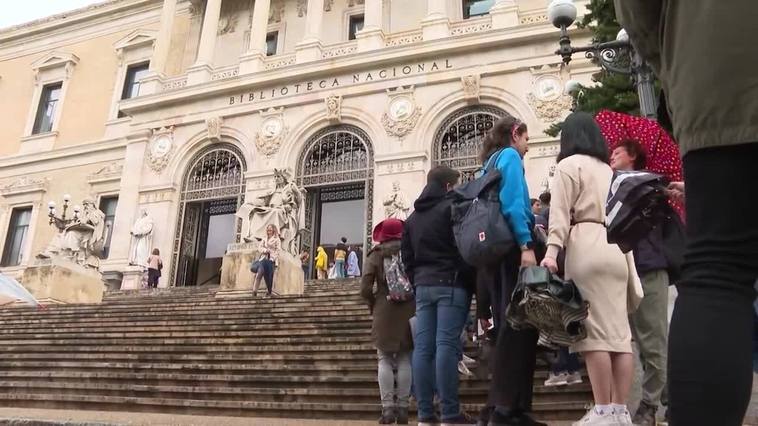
[383, 181, 410, 220]
[236, 169, 305, 254]
[128, 210, 154, 268]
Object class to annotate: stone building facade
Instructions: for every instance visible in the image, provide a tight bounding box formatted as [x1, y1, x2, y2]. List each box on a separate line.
[0, 0, 594, 288]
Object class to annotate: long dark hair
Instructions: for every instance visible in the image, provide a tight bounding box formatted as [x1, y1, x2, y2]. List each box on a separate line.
[556, 112, 609, 164]
[479, 114, 528, 163]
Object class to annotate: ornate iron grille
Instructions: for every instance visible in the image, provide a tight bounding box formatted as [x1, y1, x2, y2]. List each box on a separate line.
[297, 125, 374, 188]
[433, 105, 507, 182]
[170, 144, 247, 287]
[296, 125, 374, 260]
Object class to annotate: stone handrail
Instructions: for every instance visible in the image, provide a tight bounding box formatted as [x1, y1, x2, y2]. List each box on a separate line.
[211, 65, 239, 81]
[321, 40, 358, 59]
[450, 16, 493, 36]
[519, 11, 549, 25]
[161, 76, 188, 92]
[264, 53, 297, 70]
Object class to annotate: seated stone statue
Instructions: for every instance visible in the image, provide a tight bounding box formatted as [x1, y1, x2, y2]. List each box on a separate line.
[237, 169, 305, 254]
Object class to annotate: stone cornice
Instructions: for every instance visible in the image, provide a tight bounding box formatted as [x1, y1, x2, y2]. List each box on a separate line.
[0, 138, 127, 173]
[121, 24, 592, 116]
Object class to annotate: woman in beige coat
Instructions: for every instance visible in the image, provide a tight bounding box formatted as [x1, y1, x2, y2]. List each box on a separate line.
[541, 113, 641, 426]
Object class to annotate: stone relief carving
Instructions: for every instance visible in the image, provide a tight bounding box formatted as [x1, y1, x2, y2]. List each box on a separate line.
[206, 116, 224, 142]
[269, 0, 285, 23]
[461, 74, 481, 102]
[236, 169, 306, 255]
[87, 163, 123, 182]
[218, 0, 252, 35]
[382, 86, 422, 139]
[297, 0, 307, 17]
[1, 176, 48, 195]
[39, 197, 107, 268]
[325, 94, 342, 122]
[348, 0, 365, 6]
[146, 126, 175, 173]
[128, 209, 154, 268]
[324, 0, 334, 11]
[383, 181, 411, 220]
[527, 74, 573, 123]
[255, 107, 288, 157]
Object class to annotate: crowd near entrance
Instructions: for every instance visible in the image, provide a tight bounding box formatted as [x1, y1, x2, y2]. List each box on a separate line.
[297, 125, 373, 279]
[172, 145, 246, 287]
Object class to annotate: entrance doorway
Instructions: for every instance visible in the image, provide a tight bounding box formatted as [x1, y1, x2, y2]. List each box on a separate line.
[297, 125, 374, 278]
[171, 145, 246, 287]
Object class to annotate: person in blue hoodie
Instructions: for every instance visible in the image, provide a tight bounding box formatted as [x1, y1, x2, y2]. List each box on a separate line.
[477, 114, 545, 426]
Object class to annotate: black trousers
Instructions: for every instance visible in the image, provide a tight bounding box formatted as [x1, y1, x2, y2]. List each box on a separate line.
[669, 143, 758, 426]
[485, 250, 539, 412]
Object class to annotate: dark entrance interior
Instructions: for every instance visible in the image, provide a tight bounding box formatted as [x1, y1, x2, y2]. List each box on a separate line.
[177, 198, 238, 287]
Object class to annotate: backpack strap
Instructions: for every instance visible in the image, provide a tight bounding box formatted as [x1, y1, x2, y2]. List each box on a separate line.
[483, 148, 506, 174]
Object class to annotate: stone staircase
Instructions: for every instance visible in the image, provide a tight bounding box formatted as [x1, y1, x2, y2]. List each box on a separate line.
[0, 279, 592, 422]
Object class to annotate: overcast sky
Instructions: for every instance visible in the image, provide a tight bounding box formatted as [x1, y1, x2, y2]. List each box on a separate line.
[0, 0, 105, 30]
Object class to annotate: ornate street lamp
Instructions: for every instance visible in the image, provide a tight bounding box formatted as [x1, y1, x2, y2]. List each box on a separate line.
[47, 194, 78, 232]
[547, 0, 658, 119]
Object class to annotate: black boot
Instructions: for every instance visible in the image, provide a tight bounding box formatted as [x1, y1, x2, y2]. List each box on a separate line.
[396, 407, 409, 424]
[378, 408, 396, 424]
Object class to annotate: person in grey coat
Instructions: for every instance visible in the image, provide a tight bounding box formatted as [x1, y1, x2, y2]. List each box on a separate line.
[615, 2, 758, 425]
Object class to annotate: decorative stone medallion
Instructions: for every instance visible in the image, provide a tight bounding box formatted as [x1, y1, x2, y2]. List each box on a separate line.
[382, 86, 422, 139]
[461, 74, 481, 102]
[146, 126, 175, 173]
[255, 107, 288, 157]
[206, 116, 224, 142]
[527, 74, 573, 124]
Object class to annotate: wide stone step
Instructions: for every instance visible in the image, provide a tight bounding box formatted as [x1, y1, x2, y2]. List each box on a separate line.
[0, 316, 374, 331]
[0, 352, 381, 363]
[0, 327, 370, 340]
[0, 343, 378, 354]
[0, 381, 592, 404]
[0, 392, 588, 420]
[0, 321, 373, 335]
[0, 335, 374, 347]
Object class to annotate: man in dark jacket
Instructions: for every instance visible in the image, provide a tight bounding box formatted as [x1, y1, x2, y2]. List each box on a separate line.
[611, 139, 670, 426]
[402, 165, 475, 425]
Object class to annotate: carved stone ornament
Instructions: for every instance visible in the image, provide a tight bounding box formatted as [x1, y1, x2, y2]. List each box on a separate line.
[297, 0, 307, 17]
[206, 116, 224, 142]
[87, 162, 123, 182]
[527, 74, 573, 123]
[325, 95, 342, 122]
[324, 0, 334, 11]
[461, 74, 481, 102]
[146, 126, 175, 173]
[255, 108, 288, 157]
[269, 0, 285, 23]
[348, 0, 365, 6]
[1, 176, 48, 196]
[381, 86, 422, 139]
[218, 0, 252, 35]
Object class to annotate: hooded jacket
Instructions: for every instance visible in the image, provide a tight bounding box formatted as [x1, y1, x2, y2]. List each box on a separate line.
[315, 247, 328, 270]
[401, 181, 472, 289]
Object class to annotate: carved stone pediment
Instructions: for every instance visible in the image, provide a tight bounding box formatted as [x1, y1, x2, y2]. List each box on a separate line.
[1, 176, 49, 196]
[87, 163, 123, 183]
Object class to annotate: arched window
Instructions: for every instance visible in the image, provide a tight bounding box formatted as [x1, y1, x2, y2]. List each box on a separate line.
[433, 105, 507, 181]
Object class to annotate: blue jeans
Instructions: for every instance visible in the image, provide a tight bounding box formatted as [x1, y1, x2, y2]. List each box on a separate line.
[413, 285, 471, 420]
[335, 260, 346, 278]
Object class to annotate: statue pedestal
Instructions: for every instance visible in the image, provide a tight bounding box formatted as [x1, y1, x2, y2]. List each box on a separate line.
[219, 242, 304, 297]
[120, 266, 146, 290]
[21, 258, 105, 304]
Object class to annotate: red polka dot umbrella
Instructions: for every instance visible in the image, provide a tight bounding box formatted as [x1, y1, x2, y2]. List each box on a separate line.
[594, 109, 684, 218]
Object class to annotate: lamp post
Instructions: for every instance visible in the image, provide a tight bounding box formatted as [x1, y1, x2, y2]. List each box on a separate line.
[547, 0, 658, 119]
[47, 194, 78, 232]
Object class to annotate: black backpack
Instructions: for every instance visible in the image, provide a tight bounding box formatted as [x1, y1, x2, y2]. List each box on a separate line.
[451, 149, 516, 267]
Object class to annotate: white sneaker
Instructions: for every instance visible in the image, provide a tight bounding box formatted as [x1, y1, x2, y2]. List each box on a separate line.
[572, 407, 617, 426]
[461, 354, 477, 367]
[457, 360, 473, 376]
[566, 371, 583, 385]
[544, 371, 569, 387]
[614, 409, 633, 425]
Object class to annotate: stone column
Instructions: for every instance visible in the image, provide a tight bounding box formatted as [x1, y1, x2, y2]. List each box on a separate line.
[356, 0, 384, 51]
[490, 0, 519, 29]
[240, 0, 271, 74]
[188, 0, 223, 84]
[109, 130, 149, 267]
[141, 0, 178, 95]
[295, 0, 324, 63]
[422, 0, 450, 41]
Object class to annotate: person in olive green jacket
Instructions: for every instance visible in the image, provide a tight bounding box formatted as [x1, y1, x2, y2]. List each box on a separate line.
[615, 2, 758, 425]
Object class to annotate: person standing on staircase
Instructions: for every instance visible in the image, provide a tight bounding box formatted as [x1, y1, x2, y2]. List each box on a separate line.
[361, 218, 415, 425]
[402, 165, 476, 426]
[334, 237, 348, 279]
[315, 246, 328, 280]
[252, 224, 280, 297]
